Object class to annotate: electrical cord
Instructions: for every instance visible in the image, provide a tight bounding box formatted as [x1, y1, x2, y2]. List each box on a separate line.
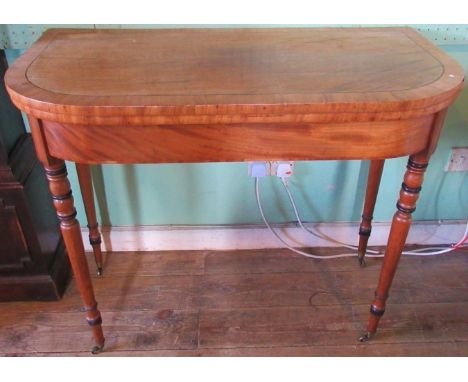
[255, 177, 362, 259]
[280, 177, 468, 256]
[281, 178, 383, 254]
[255, 177, 468, 260]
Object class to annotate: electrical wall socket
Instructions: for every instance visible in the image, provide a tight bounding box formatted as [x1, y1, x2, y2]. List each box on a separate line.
[270, 161, 295, 177]
[445, 148, 468, 172]
[248, 161, 295, 177]
[248, 161, 270, 177]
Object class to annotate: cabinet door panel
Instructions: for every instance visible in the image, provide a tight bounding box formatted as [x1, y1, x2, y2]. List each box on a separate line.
[0, 198, 30, 268]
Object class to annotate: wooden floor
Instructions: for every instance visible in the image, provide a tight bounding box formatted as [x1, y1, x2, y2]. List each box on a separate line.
[0, 247, 467, 356]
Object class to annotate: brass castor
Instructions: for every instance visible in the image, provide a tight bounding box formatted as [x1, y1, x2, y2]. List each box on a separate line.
[358, 256, 367, 268]
[358, 332, 374, 342]
[91, 343, 105, 354]
[96, 266, 103, 276]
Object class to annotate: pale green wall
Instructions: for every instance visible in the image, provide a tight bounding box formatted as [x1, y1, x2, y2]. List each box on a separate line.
[3, 25, 468, 226]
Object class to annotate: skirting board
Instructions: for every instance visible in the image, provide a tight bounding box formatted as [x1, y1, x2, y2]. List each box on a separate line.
[81, 221, 467, 252]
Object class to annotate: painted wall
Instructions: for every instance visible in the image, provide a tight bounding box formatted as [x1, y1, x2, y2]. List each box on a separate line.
[2, 25, 468, 226]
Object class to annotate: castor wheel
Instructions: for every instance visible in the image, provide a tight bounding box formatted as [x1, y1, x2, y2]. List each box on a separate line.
[358, 332, 374, 342]
[357, 253, 367, 268]
[91, 343, 105, 354]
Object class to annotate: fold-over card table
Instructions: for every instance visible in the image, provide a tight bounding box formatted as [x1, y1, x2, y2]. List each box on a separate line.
[5, 27, 464, 353]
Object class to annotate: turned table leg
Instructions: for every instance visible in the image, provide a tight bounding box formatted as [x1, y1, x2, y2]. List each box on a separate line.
[45, 161, 105, 353]
[359, 154, 428, 341]
[76, 164, 104, 276]
[358, 160, 385, 266]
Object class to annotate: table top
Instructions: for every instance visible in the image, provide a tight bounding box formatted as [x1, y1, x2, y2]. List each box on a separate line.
[5, 27, 464, 125]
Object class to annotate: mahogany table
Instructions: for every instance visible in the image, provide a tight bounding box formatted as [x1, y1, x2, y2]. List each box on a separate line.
[4, 27, 464, 353]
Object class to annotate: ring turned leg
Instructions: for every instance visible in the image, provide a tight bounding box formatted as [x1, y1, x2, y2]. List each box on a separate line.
[359, 155, 428, 341]
[45, 161, 105, 353]
[76, 164, 104, 276]
[358, 160, 385, 267]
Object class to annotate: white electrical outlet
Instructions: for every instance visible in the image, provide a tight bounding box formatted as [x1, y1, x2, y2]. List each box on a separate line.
[248, 161, 295, 177]
[248, 161, 270, 177]
[445, 148, 468, 172]
[270, 161, 295, 177]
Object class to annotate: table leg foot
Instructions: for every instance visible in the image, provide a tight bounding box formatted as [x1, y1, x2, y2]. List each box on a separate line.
[358, 252, 367, 267]
[91, 342, 105, 354]
[88, 234, 102, 276]
[90, 233, 103, 275]
[358, 331, 374, 342]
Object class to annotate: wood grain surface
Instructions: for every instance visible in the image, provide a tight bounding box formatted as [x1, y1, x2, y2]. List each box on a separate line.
[5, 28, 464, 126]
[0, 247, 466, 356]
[42, 117, 434, 163]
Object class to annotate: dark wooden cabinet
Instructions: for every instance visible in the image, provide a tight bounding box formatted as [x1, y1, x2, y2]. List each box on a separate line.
[0, 49, 70, 301]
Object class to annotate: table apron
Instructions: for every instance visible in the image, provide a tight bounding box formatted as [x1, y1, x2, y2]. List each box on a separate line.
[41, 116, 434, 164]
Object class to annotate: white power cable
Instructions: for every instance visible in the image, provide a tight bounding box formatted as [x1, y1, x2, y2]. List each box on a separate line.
[281, 179, 383, 254]
[255, 177, 362, 259]
[255, 177, 468, 260]
[280, 178, 468, 256]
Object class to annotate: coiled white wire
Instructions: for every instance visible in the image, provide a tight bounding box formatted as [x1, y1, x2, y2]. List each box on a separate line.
[255, 177, 468, 260]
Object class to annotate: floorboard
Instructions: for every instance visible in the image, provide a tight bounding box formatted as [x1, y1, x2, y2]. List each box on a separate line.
[0, 247, 466, 356]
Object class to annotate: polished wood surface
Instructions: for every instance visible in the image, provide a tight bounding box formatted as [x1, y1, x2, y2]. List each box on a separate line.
[4, 28, 464, 126]
[42, 117, 434, 164]
[4, 27, 464, 352]
[0, 248, 467, 356]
